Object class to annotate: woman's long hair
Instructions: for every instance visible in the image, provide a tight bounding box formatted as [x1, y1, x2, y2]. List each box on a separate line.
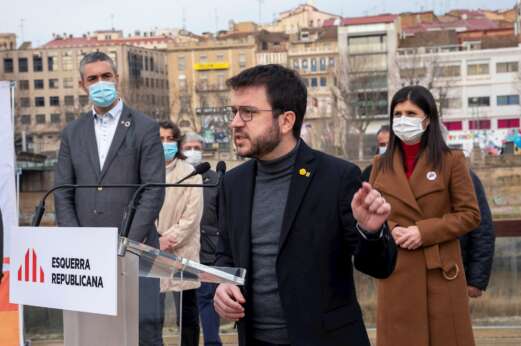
[380, 85, 450, 172]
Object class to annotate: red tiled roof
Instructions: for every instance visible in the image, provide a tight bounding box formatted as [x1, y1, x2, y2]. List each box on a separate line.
[341, 14, 398, 26]
[41, 36, 174, 48]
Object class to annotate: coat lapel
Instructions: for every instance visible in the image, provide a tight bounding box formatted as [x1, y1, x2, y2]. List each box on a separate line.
[279, 142, 317, 251]
[99, 105, 132, 182]
[409, 151, 445, 200]
[373, 150, 422, 215]
[82, 112, 101, 178]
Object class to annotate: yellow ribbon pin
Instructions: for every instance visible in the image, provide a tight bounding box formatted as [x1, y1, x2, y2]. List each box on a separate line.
[299, 168, 307, 176]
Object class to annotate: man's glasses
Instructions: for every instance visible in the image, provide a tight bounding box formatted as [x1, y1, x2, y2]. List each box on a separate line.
[224, 106, 279, 122]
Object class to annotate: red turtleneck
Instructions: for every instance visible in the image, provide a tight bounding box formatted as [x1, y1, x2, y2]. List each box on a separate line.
[401, 142, 421, 179]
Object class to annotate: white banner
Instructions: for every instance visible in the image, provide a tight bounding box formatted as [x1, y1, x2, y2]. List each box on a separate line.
[0, 81, 16, 263]
[10, 227, 118, 315]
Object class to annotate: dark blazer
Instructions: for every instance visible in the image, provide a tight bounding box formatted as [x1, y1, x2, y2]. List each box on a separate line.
[215, 142, 397, 346]
[200, 169, 220, 265]
[460, 170, 495, 290]
[54, 104, 165, 247]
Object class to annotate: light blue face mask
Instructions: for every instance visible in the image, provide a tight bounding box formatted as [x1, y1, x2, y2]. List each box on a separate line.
[163, 142, 178, 161]
[88, 81, 117, 107]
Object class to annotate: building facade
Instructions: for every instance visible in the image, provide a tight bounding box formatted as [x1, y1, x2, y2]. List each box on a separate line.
[0, 42, 170, 156]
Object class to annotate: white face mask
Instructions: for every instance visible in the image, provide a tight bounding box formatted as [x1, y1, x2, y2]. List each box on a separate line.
[392, 116, 427, 144]
[184, 149, 202, 166]
[378, 146, 387, 155]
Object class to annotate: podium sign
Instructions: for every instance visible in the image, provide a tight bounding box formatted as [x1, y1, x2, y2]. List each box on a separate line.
[10, 227, 118, 315]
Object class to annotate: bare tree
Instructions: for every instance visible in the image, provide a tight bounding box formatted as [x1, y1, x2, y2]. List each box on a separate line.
[331, 59, 388, 160]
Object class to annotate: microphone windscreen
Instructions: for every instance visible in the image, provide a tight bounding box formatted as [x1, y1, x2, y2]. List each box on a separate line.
[194, 162, 211, 175]
[216, 161, 227, 175]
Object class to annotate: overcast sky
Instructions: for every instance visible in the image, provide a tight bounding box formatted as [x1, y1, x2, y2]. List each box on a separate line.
[2, 0, 518, 47]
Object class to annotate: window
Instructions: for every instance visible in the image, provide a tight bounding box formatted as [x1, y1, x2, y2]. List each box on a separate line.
[19, 97, 30, 107]
[33, 55, 43, 72]
[293, 59, 299, 70]
[19, 80, 29, 90]
[400, 67, 427, 79]
[3, 58, 13, 73]
[216, 54, 224, 61]
[301, 59, 308, 70]
[436, 65, 460, 77]
[443, 121, 462, 131]
[320, 77, 327, 87]
[311, 58, 317, 72]
[496, 62, 518, 73]
[34, 79, 44, 89]
[63, 77, 74, 89]
[177, 56, 185, 71]
[18, 57, 28, 72]
[328, 57, 335, 67]
[498, 118, 520, 129]
[319, 58, 327, 71]
[310, 78, 318, 88]
[239, 53, 246, 68]
[63, 52, 73, 71]
[467, 63, 489, 76]
[144, 56, 149, 71]
[440, 97, 462, 109]
[36, 114, 46, 124]
[35, 97, 45, 107]
[50, 96, 60, 106]
[468, 120, 491, 130]
[468, 97, 490, 107]
[48, 54, 59, 71]
[497, 95, 520, 106]
[49, 79, 59, 89]
[64, 96, 75, 106]
[79, 95, 89, 106]
[303, 78, 309, 87]
[51, 113, 61, 123]
[66, 112, 75, 122]
[348, 35, 387, 54]
[349, 54, 387, 72]
[20, 114, 31, 125]
[199, 55, 208, 63]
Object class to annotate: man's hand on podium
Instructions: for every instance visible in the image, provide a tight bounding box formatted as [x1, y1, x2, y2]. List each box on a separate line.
[214, 283, 246, 321]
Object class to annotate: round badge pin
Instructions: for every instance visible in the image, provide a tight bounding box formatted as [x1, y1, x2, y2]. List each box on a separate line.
[426, 171, 437, 181]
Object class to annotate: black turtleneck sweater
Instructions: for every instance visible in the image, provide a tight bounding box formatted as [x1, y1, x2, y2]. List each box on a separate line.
[251, 142, 299, 344]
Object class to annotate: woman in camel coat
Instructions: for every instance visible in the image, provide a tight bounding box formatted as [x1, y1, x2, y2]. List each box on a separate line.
[369, 86, 481, 346]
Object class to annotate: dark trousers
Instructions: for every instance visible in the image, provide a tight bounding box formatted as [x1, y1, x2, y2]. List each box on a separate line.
[139, 277, 163, 346]
[197, 282, 222, 346]
[160, 289, 200, 346]
[251, 339, 291, 346]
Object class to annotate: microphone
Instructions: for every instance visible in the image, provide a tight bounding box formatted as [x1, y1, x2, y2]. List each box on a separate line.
[176, 162, 211, 184]
[216, 161, 226, 182]
[31, 183, 141, 227]
[119, 161, 216, 250]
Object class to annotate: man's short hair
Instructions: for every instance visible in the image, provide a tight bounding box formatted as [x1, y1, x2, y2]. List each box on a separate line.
[226, 64, 307, 139]
[79, 51, 117, 80]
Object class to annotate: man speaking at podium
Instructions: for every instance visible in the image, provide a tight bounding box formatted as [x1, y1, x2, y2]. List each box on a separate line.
[54, 52, 165, 345]
[214, 65, 397, 346]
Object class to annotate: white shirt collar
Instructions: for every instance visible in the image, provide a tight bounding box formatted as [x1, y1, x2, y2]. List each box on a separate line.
[92, 99, 123, 120]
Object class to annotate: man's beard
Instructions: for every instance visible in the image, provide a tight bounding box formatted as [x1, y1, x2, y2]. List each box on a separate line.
[237, 120, 282, 159]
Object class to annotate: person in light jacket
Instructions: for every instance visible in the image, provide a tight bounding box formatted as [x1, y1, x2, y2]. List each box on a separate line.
[158, 120, 203, 346]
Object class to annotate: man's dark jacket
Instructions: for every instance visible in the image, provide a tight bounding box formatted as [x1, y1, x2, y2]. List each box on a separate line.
[216, 142, 397, 346]
[460, 170, 495, 290]
[54, 104, 165, 246]
[200, 169, 220, 265]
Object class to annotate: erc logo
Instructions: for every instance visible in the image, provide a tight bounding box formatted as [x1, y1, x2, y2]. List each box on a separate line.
[18, 249, 45, 283]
